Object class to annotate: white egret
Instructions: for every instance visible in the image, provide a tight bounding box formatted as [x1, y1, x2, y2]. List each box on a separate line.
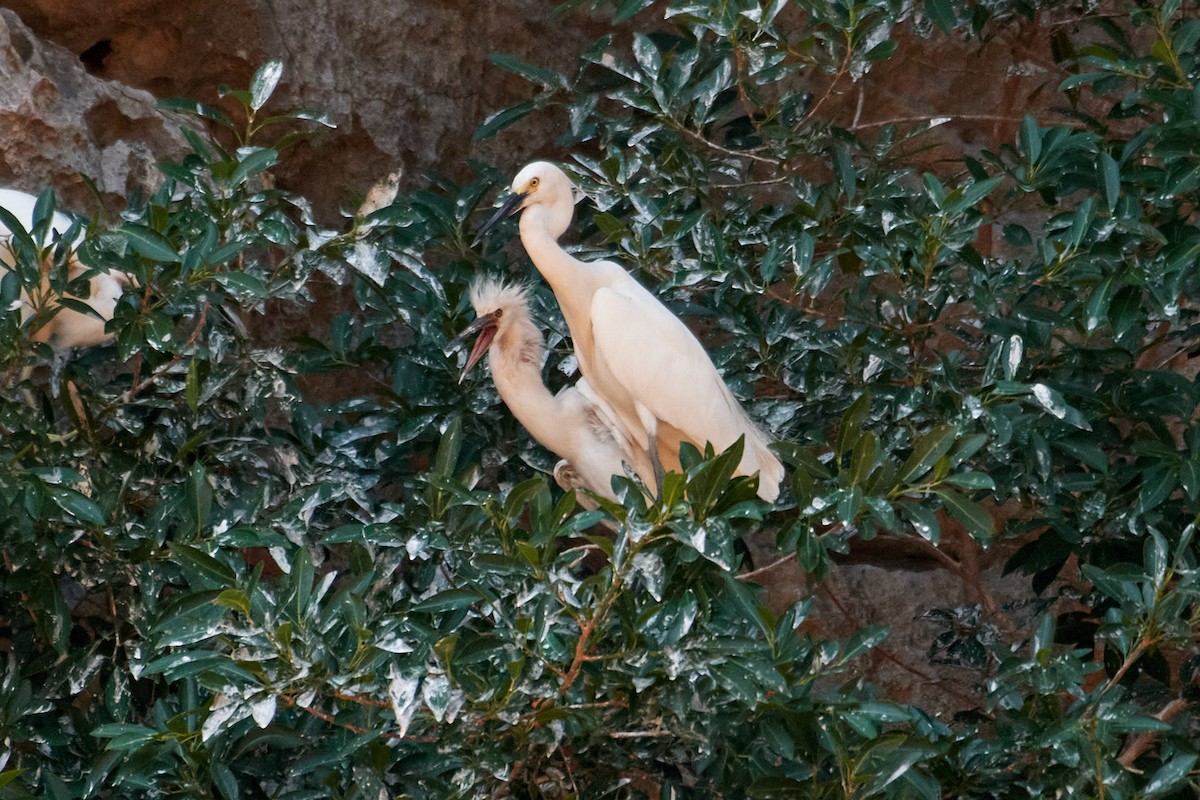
[456, 277, 654, 503]
[476, 162, 784, 502]
[0, 187, 129, 350]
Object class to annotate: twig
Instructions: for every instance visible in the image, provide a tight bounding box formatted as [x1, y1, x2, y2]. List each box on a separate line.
[279, 692, 437, 741]
[558, 614, 600, 697]
[849, 113, 1032, 132]
[1100, 639, 1149, 695]
[1118, 698, 1189, 771]
[333, 689, 391, 708]
[119, 303, 209, 404]
[608, 729, 676, 739]
[739, 551, 797, 582]
[712, 176, 794, 189]
[798, 40, 852, 127]
[557, 570, 628, 696]
[677, 126, 778, 165]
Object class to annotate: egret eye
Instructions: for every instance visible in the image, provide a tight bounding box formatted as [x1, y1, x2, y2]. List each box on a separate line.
[529, 177, 540, 189]
[494, 308, 503, 318]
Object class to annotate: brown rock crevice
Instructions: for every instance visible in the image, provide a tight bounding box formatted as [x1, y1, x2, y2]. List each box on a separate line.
[0, 8, 187, 210]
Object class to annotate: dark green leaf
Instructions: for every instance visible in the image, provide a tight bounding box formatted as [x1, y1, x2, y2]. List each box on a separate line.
[486, 53, 566, 88]
[474, 100, 540, 141]
[215, 271, 269, 298]
[865, 40, 898, 61]
[1143, 754, 1197, 797]
[1099, 151, 1120, 211]
[925, 0, 957, 32]
[228, 148, 279, 186]
[120, 223, 181, 263]
[840, 624, 889, 663]
[899, 425, 958, 484]
[937, 488, 995, 544]
[169, 543, 237, 587]
[411, 589, 482, 614]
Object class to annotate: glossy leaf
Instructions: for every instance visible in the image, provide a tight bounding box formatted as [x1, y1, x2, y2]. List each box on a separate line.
[899, 425, 958, 484]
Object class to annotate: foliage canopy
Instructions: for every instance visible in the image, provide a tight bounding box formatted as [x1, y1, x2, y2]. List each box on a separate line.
[1, 0, 1199, 797]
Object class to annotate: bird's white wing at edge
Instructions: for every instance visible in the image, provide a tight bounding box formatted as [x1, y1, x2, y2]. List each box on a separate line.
[588, 281, 759, 456]
[0, 188, 77, 241]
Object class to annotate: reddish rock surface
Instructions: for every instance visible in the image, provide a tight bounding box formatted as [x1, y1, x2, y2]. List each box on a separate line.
[1, 0, 611, 216]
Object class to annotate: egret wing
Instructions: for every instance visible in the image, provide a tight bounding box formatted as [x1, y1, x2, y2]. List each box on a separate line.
[589, 284, 752, 455]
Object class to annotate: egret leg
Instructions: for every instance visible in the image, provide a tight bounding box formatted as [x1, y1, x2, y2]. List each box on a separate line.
[648, 429, 666, 496]
[635, 403, 667, 497]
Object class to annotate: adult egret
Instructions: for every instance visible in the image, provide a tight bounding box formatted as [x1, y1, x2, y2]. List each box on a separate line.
[0, 187, 129, 350]
[476, 162, 784, 502]
[456, 277, 654, 503]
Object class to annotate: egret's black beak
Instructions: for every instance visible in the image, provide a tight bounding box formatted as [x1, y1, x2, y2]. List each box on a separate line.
[451, 311, 501, 383]
[472, 191, 527, 247]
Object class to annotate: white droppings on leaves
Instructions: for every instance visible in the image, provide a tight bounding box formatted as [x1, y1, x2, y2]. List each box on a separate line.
[864, 354, 883, 381]
[422, 671, 452, 722]
[388, 667, 420, 736]
[269, 546, 290, 573]
[1031, 383, 1067, 419]
[1006, 334, 1023, 379]
[250, 693, 276, 728]
[633, 551, 665, 601]
[348, 241, 389, 285]
[374, 633, 414, 654]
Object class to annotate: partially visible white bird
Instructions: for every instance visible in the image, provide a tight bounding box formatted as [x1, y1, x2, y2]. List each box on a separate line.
[0, 187, 129, 350]
[476, 162, 784, 502]
[456, 277, 653, 503]
[356, 168, 403, 218]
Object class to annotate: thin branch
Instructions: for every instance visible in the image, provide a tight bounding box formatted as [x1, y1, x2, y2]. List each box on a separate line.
[712, 176, 793, 189]
[677, 125, 779, 165]
[850, 113, 1040, 132]
[333, 689, 391, 709]
[279, 693, 437, 742]
[1118, 698, 1189, 770]
[608, 729, 676, 739]
[739, 551, 796, 582]
[118, 303, 210, 404]
[1100, 639, 1149, 695]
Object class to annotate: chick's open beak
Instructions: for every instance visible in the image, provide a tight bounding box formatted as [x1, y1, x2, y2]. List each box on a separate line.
[452, 311, 501, 383]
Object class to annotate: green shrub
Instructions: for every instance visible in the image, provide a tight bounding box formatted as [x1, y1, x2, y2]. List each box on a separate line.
[2, 1, 1198, 797]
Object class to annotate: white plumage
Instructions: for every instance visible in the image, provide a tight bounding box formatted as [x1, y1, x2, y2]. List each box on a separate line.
[458, 277, 651, 502]
[477, 162, 784, 502]
[0, 187, 129, 350]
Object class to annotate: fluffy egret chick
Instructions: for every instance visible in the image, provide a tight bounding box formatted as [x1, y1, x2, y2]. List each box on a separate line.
[0, 187, 129, 349]
[457, 277, 653, 502]
[477, 162, 784, 502]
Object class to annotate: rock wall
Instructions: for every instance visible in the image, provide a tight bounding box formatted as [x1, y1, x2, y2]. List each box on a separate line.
[0, 9, 188, 212]
[0, 1, 1082, 218]
[0, 0, 609, 217]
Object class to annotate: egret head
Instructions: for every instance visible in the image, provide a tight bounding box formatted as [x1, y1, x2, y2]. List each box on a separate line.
[453, 278, 532, 379]
[474, 162, 577, 245]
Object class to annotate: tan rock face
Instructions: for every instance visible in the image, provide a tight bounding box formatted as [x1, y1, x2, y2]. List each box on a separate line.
[1, 0, 262, 98]
[0, 0, 1094, 218]
[1, 0, 609, 217]
[0, 9, 187, 211]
